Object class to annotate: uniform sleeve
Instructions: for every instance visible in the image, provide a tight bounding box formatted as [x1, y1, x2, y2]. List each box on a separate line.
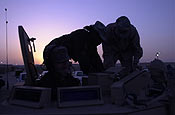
[132, 27, 143, 64]
[102, 24, 116, 69]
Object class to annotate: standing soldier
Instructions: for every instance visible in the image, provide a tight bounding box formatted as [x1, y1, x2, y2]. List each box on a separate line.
[103, 16, 143, 80]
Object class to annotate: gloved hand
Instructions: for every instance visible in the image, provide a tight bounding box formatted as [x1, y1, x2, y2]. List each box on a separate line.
[108, 73, 121, 82]
[112, 68, 130, 82]
[133, 63, 142, 71]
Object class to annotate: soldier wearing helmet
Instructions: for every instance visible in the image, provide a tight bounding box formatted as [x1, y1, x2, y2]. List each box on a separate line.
[39, 46, 80, 88]
[45, 21, 106, 74]
[103, 16, 143, 79]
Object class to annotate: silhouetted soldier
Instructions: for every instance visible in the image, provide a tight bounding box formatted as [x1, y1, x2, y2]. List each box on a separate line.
[39, 46, 80, 88]
[103, 16, 143, 80]
[44, 21, 106, 74]
[38, 46, 80, 99]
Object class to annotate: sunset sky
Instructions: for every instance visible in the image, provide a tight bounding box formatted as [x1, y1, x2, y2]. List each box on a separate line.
[0, 0, 174, 65]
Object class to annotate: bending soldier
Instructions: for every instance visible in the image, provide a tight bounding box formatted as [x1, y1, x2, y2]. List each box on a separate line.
[44, 21, 106, 74]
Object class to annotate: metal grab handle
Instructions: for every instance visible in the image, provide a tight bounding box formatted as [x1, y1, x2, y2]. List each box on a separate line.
[29, 38, 36, 52]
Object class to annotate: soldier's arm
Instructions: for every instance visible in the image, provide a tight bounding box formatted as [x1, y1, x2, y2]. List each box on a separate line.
[132, 27, 143, 65]
[102, 24, 116, 69]
[102, 39, 115, 69]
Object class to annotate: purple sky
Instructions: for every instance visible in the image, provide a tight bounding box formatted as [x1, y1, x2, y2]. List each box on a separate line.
[0, 0, 174, 65]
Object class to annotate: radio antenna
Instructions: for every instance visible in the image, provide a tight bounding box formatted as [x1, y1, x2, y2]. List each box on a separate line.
[5, 8, 9, 90]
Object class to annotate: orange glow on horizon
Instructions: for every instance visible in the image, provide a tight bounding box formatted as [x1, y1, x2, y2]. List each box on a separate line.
[33, 51, 43, 64]
[34, 57, 43, 64]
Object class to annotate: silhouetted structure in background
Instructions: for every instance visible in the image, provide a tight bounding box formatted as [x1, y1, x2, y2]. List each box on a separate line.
[147, 59, 167, 96]
[0, 76, 5, 89]
[102, 16, 143, 80]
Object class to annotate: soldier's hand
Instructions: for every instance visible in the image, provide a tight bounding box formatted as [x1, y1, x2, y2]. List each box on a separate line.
[133, 63, 142, 71]
[108, 73, 121, 82]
